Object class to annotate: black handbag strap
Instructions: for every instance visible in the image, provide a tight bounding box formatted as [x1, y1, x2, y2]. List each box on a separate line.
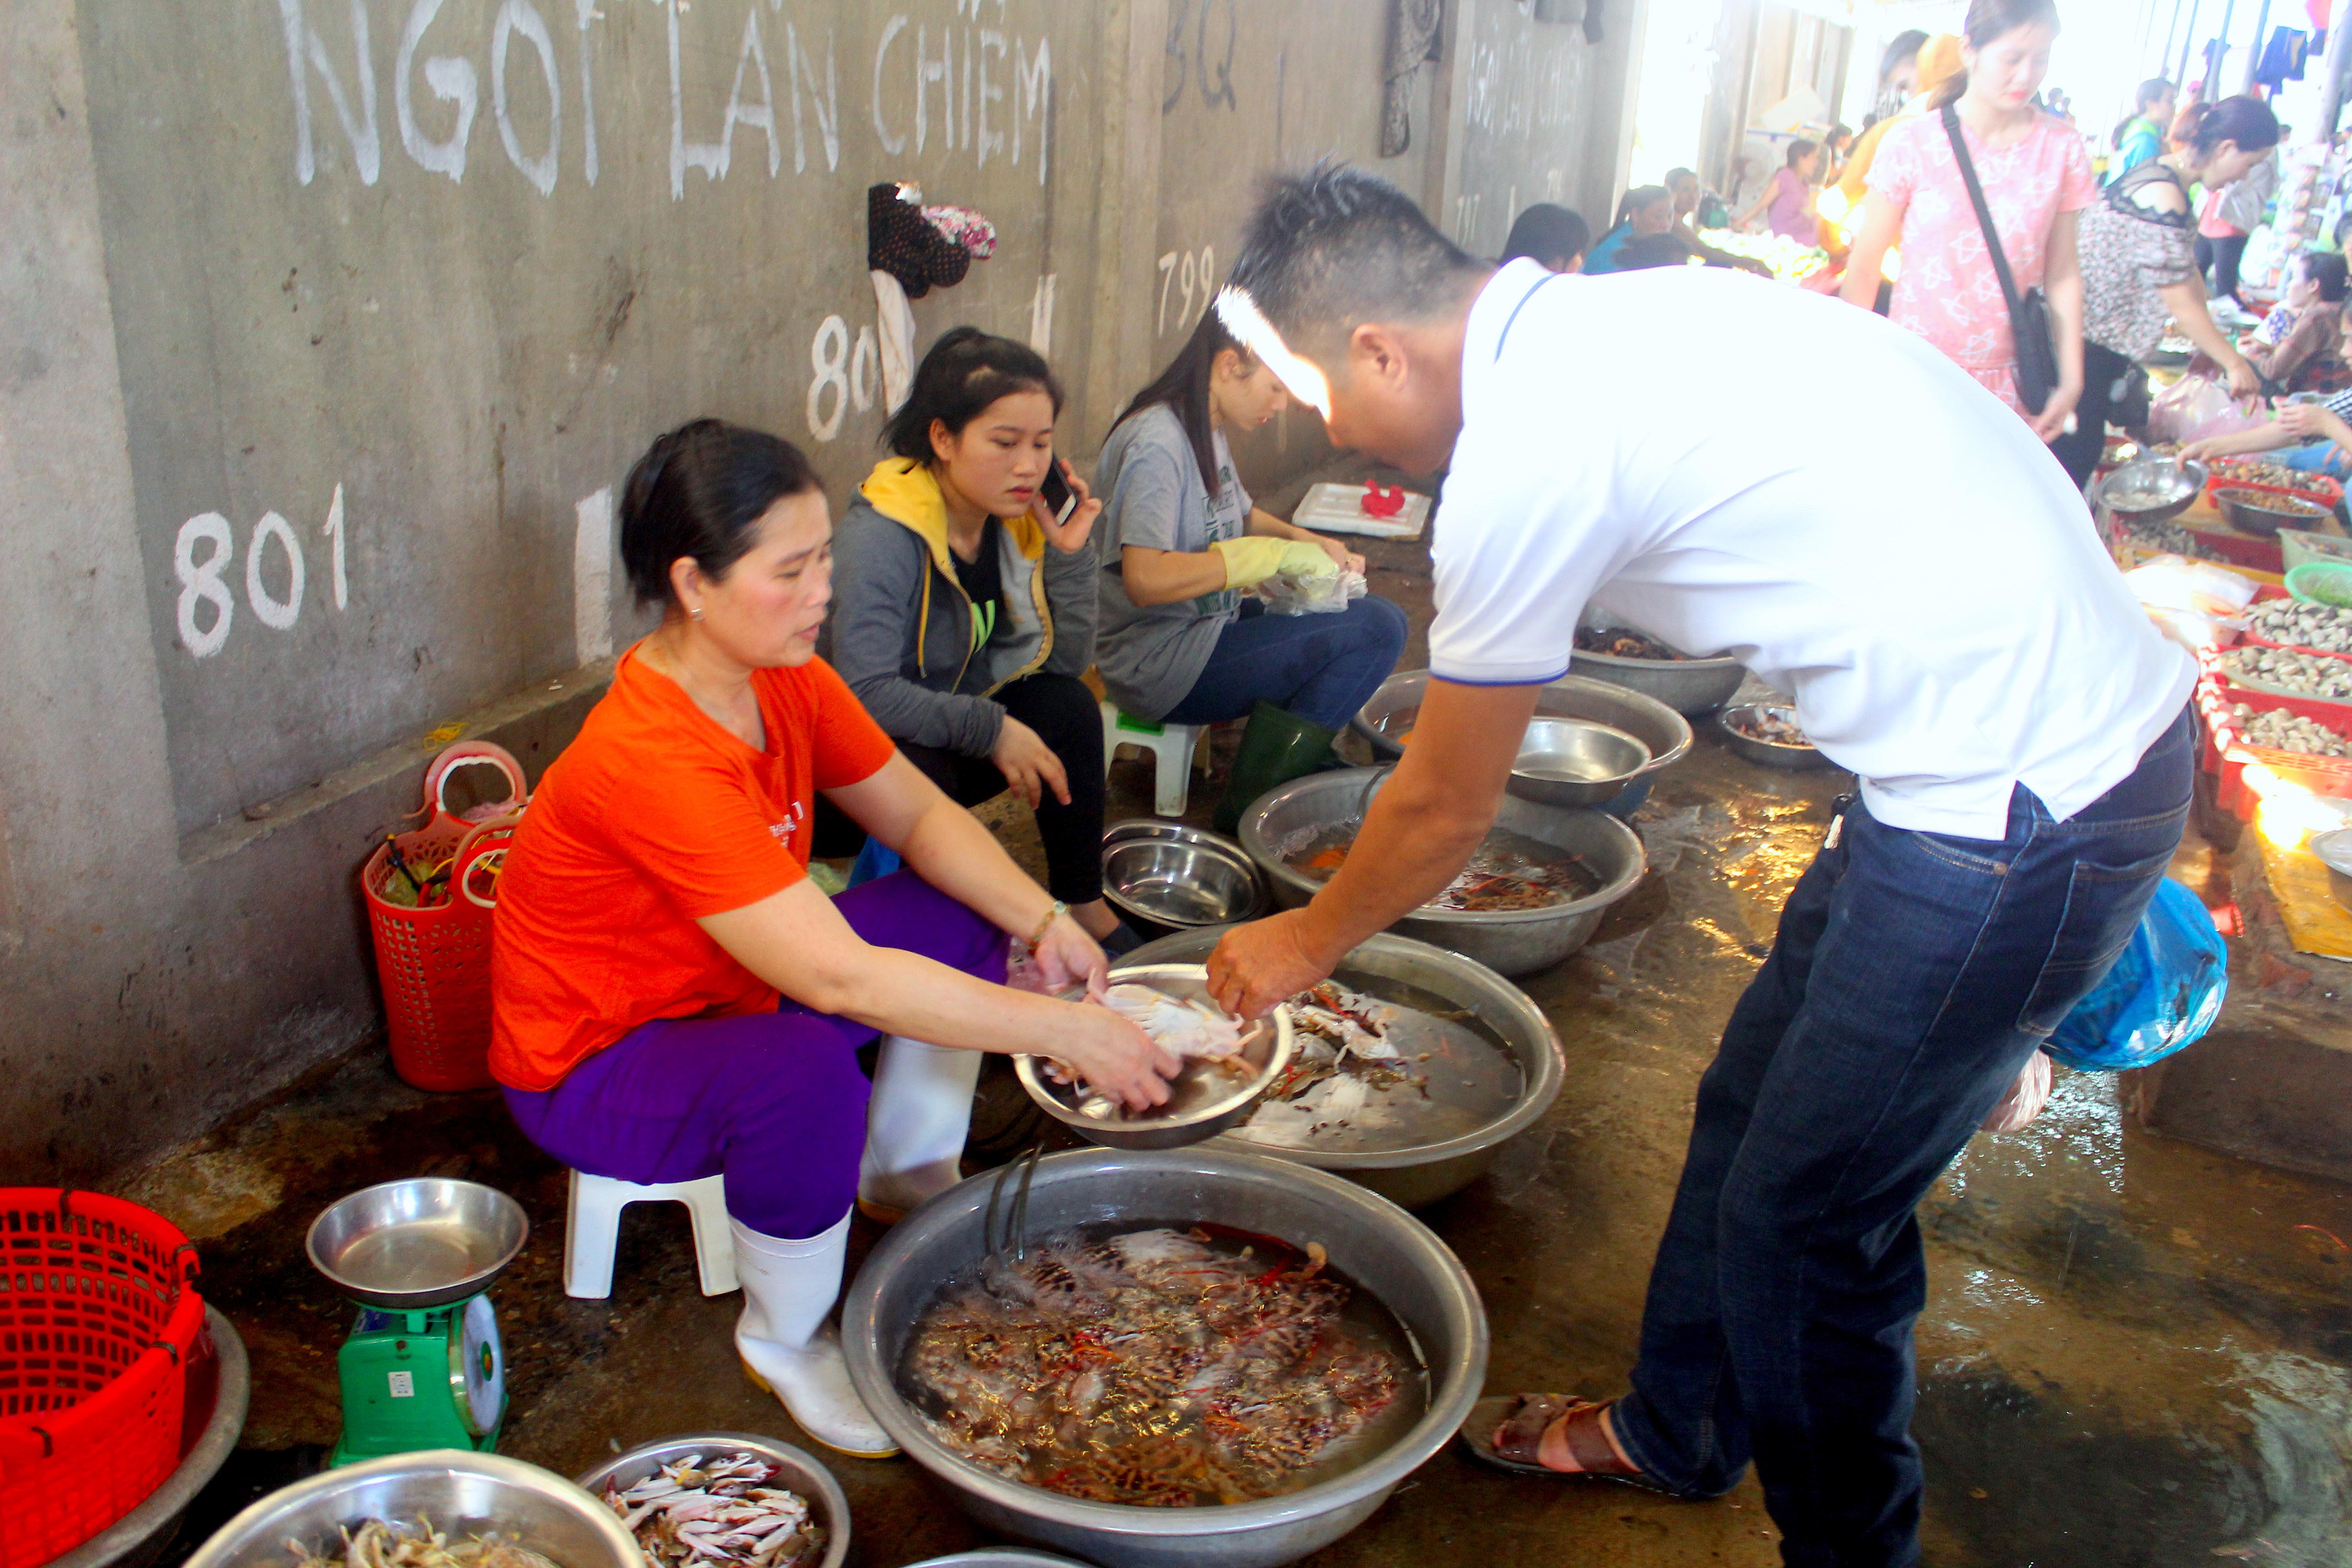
[1942, 104, 2026, 313]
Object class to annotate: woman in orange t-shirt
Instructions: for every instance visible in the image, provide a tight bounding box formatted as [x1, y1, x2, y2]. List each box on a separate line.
[490, 420, 1178, 1459]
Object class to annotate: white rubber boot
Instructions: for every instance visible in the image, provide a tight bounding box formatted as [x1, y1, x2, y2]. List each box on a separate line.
[857, 1036, 983, 1223]
[731, 1214, 898, 1458]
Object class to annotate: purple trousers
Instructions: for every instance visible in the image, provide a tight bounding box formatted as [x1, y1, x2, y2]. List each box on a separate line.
[503, 872, 1008, 1239]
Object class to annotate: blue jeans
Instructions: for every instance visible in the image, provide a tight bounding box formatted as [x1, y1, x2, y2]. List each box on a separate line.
[1611, 708, 2192, 1568]
[1163, 596, 1410, 733]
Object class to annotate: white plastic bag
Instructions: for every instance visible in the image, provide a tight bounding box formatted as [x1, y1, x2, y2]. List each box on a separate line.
[2147, 373, 2265, 445]
[1258, 568, 1368, 616]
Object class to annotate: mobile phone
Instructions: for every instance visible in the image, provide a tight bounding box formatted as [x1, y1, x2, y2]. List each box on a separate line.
[1038, 458, 1078, 525]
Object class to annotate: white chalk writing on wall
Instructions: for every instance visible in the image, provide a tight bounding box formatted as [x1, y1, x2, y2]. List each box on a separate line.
[173, 484, 348, 658]
[1156, 246, 1216, 337]
[273, 0, 1057, 199]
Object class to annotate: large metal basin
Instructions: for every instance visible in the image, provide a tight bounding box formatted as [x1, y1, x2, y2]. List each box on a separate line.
[1569, 638, 1747, 715]
[54, 1308, 249, 1568]
[1239, 769, 1646, 977]
[1122, 929, 1563, 1208]
[842, 1148, 1487, 1568]
[1352, 670, 1692, 773]
[183, 1451, 641, 1568]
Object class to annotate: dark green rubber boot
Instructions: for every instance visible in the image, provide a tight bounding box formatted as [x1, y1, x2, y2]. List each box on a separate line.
[1212, 701, 1338, 837]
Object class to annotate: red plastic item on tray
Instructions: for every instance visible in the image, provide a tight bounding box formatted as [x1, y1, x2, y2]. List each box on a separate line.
[1360, 484, 1407, 519]
[363, 743, 529, 1091]
[0, 1191, 203, 1568]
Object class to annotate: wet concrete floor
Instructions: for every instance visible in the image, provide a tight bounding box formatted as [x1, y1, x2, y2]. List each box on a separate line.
[117, 529, 2352, 1568]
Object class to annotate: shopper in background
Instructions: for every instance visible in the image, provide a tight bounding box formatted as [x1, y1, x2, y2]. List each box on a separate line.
[2053, 96, 2279, 488]
[2108, 78, 2177, 181]
[1093, 310, 1406, 833]
[1840, 0, 2092, 443]
[2241, 250, 2347, 393]
[1737, 139, 1824, 241]
[1867, 27, 1933, 126]
[1823, 123, 1857, 181]
[1583, 186, 1680, 274]
[1499, 203, 1592, 274]
[2197, 125, 2281, 306]
[1665, 170, 1775, 274]
[1818, 34, 1965, 268]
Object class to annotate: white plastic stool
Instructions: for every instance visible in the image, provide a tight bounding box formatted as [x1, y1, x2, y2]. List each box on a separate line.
[1101, 701, 1208, 817]
[563, 1170, 739, 1298]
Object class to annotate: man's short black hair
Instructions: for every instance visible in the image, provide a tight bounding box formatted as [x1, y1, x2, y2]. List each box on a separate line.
[1226, 162, 1487, 361]
[1612, 234, 1691, 271]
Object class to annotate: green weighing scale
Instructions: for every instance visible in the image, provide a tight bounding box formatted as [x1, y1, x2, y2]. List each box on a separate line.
[304, 1177, 529, 1465]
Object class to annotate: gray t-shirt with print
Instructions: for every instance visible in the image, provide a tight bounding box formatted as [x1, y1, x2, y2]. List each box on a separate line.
[1093, 405, 1251, 720]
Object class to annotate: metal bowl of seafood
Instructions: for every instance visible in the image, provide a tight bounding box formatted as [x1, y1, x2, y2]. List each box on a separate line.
[1569, 625, 1747, 715]
[1101, 822, 1267, 935]
[1015, 965, 1294, 1151]
[182, 1451, 641, 1568]
[1121, 928, 1564, 1210]
[841, 1147, 1488, 1568]
[1716, 703, 1838, 772]
[1240, 769, 1646, 977]
[2094, 455, 2208, 525]
[307, 1178, 530, 1310]
[1352, 670, 1693, 776]
[2215, 485, 2335, 539]
[1507, 718, 1651, 808]
[575, 1434, 846, 1568]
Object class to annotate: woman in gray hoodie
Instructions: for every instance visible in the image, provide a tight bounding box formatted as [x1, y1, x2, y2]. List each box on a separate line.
[830, 329, 1130, 947]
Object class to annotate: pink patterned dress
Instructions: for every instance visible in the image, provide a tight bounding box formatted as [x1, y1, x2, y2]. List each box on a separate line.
[1867, 111, 2096, 415]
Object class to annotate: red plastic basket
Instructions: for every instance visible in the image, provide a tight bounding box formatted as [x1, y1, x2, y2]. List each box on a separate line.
[0, 1191, 202, 1568]
[363, 744, 528, 1092]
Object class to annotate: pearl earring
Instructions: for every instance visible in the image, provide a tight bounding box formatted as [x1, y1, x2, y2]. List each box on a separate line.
[690, 606, 706, 622]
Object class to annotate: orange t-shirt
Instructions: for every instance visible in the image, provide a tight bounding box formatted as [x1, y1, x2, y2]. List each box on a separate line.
[489, 643, 896, 1091]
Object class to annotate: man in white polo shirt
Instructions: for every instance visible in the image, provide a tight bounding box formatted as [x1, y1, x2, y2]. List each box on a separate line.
[1205, 167, 2194, 1568]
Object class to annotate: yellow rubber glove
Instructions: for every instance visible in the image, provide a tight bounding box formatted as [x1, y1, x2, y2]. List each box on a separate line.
[1211, 536, 1337, 590]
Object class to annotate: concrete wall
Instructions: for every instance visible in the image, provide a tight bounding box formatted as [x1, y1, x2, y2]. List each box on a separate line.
[0, 0, 1642, 1182]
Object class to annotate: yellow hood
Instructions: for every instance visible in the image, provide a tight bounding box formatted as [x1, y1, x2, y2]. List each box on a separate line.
[857, 458, 1047, 578]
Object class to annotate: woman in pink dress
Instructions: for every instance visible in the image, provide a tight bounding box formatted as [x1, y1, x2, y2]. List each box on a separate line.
[1839, 0, 2092, 444]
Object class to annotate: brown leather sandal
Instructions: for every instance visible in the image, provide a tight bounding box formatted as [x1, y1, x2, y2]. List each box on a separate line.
[1457, 1394, 1676, 1495]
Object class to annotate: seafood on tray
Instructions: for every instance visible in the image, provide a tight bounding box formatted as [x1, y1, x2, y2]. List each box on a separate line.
[1725, 706, 1812, 746]
[598, 1452, 826, 1568]
[2246, 596, 2352, 654]
[1293, 830, 1598, 912]
[284, 1520, 560, 1568]
[2223, 647, 2352, 701]
[2231, 703, 2352, 758]
[1247, 982, 1428, 1140]
[900, 1225, 1414, 1506]
[1574, 626, 1690, 661]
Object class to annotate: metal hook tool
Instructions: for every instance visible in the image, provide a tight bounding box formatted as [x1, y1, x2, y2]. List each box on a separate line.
[983, 1142, 1046, 1263]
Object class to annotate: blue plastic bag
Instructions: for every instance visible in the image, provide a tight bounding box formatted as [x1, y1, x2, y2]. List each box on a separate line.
[2045, 879, 2228, 1072]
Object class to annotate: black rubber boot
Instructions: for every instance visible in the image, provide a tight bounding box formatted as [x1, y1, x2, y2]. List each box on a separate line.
[1212, 701, 1338, 836]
